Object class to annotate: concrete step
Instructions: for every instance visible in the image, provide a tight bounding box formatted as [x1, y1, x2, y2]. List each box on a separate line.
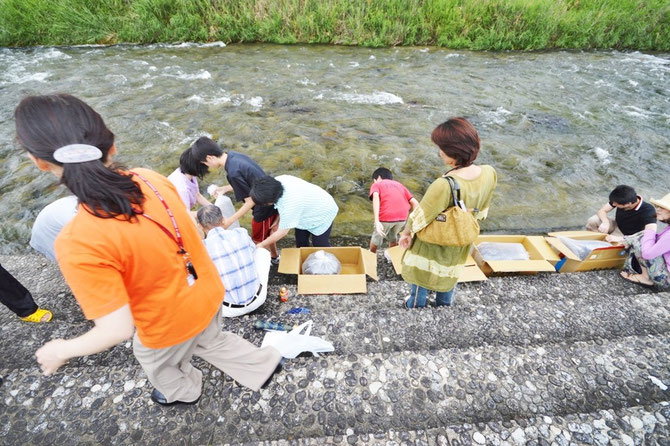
[3, 334, 670, 444]
[1, 255, 663, 318]
[3, 291, 668, 371]
[227, 402, 670, 445]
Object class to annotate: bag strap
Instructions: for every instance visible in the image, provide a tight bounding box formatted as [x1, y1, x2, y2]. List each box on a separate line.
[442, 174, 478, 215]
[443, 175, 460, 208]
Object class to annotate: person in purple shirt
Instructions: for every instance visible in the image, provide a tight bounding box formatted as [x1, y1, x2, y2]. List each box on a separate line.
[620, 193, 670, 288]
[168, 146, 239, 229]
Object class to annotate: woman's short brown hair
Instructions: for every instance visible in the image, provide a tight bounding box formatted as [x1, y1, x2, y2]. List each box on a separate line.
[431, 117, 480, 168]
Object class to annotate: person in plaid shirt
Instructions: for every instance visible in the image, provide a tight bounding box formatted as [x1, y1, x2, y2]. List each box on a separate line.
[197, 205, 271, 317]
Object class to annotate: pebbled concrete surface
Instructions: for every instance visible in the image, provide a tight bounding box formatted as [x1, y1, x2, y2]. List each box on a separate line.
[1, 253, 669, 445]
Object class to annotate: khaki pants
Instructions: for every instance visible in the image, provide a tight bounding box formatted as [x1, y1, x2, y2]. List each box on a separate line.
[585, 214, 623, 237]
[133, 312, 281, 403]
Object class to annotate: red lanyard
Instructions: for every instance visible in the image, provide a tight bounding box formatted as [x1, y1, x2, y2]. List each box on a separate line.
[131, 171, 187, 255]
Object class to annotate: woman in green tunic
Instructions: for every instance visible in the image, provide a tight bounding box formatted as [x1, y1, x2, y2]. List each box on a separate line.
[399, 118, 496, 308]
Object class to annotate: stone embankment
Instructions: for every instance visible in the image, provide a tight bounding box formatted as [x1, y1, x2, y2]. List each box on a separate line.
[1, 253, 669, 445]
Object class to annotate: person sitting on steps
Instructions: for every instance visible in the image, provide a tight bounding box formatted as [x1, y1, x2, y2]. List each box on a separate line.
[586, 184, 656, 241]
[620, 193, 670, 288]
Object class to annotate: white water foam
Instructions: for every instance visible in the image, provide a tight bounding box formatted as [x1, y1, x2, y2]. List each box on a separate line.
[152, 41, 226, 49]
[621, 105, 651, 118]
[594, 79, 613, 88]
[593, 147, 612, 165]
[1, 70, 50, 85]
[187, 92, 262, 109]
[247, 96, 263, 109]
[105, 74, 128, 85]
[317, 91, 404, 105]
[35, 48, 71, 60]
[187, 94, 231, 105]
[162, 69, 211, 80]
[481, 107, 512, 125]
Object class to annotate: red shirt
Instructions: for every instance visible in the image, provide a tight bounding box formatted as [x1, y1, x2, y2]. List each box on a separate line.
[369, 179, 413, 222]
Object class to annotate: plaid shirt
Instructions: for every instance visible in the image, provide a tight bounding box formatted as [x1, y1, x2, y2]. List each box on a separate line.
[203, 227, 259, 305]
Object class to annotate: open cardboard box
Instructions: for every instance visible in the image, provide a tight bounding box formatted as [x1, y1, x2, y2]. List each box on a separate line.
[278, 247, 378, 294]
[472, 235, 557, 275]
[386, 245, 487, 282]
[545, 230, 627, 272]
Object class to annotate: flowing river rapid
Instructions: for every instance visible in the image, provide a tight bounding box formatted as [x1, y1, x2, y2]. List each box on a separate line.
[0, 43, 668, 254]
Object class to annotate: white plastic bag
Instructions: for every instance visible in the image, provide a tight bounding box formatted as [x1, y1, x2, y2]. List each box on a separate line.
[260, 320, 335, 359]
[558, 237, 611, 261]
[477, 242, 530, 261]
[301, 250, 342, 275]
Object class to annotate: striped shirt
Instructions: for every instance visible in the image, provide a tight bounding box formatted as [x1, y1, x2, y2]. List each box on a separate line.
[203, 227, 259, 305]
[274, 175, 338, 236]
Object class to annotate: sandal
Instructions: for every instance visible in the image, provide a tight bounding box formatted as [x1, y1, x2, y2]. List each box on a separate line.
[20, 308, 53, 323]
[620, 271, 654, 288]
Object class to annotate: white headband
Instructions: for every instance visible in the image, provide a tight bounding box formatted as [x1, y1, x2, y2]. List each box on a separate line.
[53, 144, 103, 164]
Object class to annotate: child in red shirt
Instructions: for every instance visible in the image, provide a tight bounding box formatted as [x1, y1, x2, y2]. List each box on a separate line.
[369, 168, 419, 256]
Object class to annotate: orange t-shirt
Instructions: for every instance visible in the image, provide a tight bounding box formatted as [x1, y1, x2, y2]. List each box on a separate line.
[55, 168, 224, 349]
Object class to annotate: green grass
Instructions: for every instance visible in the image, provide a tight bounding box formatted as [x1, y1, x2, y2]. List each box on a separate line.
[1, 0, 668, 50]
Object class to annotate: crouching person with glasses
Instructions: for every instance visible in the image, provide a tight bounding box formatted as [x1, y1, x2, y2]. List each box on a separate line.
[197, 205, 271, 317]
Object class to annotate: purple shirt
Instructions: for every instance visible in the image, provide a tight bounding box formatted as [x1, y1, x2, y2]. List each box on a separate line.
[167, 168, 199, 210]
[641, 226, 670, 272]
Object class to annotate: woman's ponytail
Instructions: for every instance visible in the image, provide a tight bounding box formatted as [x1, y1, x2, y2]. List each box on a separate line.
[61, 161, 144, 220]
[15, 94, 144, 219]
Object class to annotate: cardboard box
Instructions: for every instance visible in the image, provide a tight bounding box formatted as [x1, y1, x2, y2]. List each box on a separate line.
[472, 235, 557, 275]
[278, 247, 378, 294]
[386, 246, 487, 282]
[545, 231, 627, 272]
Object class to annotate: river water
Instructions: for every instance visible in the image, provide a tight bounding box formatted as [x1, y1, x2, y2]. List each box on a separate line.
[0, 43, 668, 254]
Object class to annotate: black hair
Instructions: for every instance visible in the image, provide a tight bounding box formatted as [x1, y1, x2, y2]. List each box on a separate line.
[178, 147, 200, 177]
[249, 176, 284, 205]
[14, 94, 144, 220]
[609, 185, 637, 205]
[372, 167, 393, 180]
[188, 136, 224, 179]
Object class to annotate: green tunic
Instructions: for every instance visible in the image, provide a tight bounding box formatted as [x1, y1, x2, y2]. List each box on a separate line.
[401, 165, 497, 292]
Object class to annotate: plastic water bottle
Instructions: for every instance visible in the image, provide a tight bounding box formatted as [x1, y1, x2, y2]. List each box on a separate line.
[253, 320, 294, 331]
[285, 307, 310, 315]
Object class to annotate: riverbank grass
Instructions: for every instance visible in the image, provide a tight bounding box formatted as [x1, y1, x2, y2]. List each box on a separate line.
[1, 0, 669, 50]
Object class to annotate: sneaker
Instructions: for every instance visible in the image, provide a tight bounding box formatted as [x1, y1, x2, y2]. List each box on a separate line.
[383, 250, 392, 264]
[271, 255, 281, 266]
[403, 295, 413, 309]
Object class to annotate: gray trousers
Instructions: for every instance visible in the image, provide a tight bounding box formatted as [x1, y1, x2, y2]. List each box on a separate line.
[133, 312, 281, 403]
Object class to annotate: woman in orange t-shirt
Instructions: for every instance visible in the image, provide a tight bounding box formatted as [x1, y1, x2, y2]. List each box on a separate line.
[15, 94, 281, 406]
